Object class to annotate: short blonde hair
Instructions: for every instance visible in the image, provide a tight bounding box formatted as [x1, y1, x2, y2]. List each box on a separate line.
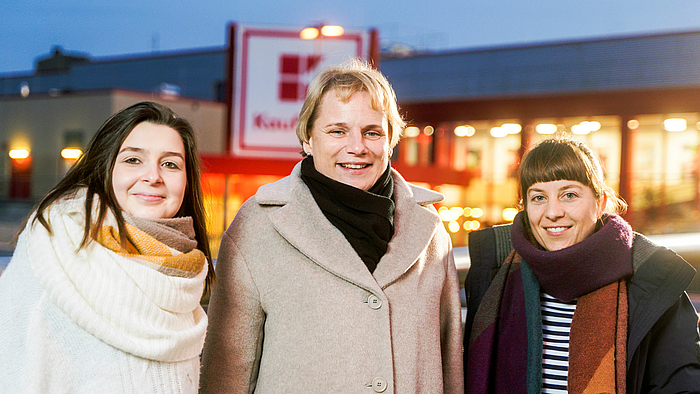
[295, 59, 405, 151]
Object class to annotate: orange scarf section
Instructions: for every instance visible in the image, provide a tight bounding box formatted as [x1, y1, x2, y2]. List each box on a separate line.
[568, 280, 628, 394]
[98, 223, 205, 278]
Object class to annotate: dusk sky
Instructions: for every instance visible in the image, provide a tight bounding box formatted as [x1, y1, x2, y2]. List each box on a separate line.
[3, 0, 700, 75]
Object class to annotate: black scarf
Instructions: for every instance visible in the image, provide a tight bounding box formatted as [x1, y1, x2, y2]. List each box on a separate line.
[300, 156, 395, 273]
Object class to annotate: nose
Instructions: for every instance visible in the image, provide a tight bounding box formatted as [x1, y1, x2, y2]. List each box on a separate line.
[142, 162, 163, 184]
[345, 129, 368, 155]
[544, 199, 565, 220]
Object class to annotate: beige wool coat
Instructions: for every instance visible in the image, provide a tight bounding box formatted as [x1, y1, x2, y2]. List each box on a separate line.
[200, 163, 464, 394]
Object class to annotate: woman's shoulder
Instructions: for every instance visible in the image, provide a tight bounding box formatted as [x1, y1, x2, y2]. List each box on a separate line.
[391, 169, 444, 206]
[254, 175, 293, 206]
[631, 232, 695, 291]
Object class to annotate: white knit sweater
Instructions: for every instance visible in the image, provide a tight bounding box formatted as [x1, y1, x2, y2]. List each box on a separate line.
[0, 192, 208, 393]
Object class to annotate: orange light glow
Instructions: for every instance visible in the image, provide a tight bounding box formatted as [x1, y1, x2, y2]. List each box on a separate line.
[9, 149, 30, 159]
[61, 148, 82, 159]
[321, 25, 344, 37]
[300, 27, 320, 40]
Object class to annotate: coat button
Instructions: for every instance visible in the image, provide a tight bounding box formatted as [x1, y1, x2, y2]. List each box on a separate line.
[372, 377, 388, 392]
[367, 294, 382, 309]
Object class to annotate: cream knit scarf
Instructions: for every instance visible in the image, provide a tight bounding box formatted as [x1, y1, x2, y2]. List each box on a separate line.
[27, 189, 208, 362]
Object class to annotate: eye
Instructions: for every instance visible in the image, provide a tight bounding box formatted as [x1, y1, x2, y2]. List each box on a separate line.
[327, 129, 346, 136]
[530, 195, 546, 203]
[162, 161, 182, 170]
[123, 157, 141, 164]
[562, 192, 578, 200]
[364, 130, 383, 140]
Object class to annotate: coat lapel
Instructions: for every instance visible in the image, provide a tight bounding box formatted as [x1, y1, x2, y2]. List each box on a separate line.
[372, 170, 443, 289]
[257, 164, 444, 293]
[260, 163, 382, 293]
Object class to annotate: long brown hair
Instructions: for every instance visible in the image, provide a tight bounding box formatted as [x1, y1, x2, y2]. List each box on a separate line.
[31, 101, 215, 294]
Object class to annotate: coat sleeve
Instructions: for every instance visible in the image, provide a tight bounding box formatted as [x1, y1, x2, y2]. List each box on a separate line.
[635, 292, 700, 393]
[441, 240, 466, 394]
[200, 232, 265, 394]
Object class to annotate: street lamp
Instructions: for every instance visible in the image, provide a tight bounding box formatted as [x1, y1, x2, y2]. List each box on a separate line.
[300, 24, 344, 40]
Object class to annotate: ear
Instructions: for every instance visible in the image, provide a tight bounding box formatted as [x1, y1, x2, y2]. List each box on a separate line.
[597, 194, 608, 218]
[302, 139, 312, 156]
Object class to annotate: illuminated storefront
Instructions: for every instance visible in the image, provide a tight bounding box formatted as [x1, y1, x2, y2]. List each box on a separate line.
[3, 29, 700, 253]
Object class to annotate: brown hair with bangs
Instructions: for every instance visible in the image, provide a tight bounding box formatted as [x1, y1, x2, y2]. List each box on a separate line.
[518, 137, 627, 215]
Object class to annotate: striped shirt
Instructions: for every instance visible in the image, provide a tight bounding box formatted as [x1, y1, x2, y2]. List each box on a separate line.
[541, 293, 577, 393]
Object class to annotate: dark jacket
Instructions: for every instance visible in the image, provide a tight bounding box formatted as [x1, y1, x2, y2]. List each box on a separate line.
[464, 225, 700, 394]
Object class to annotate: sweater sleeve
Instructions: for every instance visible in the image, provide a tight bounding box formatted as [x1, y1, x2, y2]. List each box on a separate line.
[200, 232, 265, 394]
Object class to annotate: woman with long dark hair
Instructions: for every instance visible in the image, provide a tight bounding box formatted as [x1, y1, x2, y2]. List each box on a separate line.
[0, 101, 214, 393]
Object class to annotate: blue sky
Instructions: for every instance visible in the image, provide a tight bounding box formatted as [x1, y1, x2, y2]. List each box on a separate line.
[2, 0, 700, 74]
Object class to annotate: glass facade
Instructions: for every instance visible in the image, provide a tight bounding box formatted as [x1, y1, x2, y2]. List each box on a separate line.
[379, 112, 700, 248]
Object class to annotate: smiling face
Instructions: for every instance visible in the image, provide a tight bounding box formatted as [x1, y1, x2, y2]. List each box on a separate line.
[303, 90, 391, 191]
[525, 180, 606, 251]
[112, 122, 187, 219]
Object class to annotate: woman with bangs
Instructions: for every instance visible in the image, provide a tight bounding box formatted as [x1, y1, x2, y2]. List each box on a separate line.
[201, 60, 464, 393]
[464, 137, 700, 393]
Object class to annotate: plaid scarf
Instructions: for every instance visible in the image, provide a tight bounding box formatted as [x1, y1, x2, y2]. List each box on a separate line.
[97, 215, 205, 278]
[467, 213, 633, 393]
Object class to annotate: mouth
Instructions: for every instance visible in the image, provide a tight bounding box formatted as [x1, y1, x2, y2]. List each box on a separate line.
[339, 163, 370, 170]
[544, 226, 571, 234]
[133, 193, 165, 202]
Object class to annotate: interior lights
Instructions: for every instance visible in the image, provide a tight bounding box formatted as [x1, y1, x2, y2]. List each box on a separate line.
[454, 125, 475, 137]
[61, 148, 82, 159]
[664, 118, 687, 132]
[502, 207, 518, 222]
[447, 221, 460, 233]
[423, 125, 434, 136]
[627, 119, 640, 130]
[463, 220, 481, 231]
[490, 127, 508, 138]
[470, 207, 484, 218]
[9, 149, 30, 159]
[536, 124, 558, 135]
[439, 208, 461, 222]
[501, 123, 522, 134]
[404, 126, 420, 138]
[449, 207, 464, 217]
[571, 124, 585, 135]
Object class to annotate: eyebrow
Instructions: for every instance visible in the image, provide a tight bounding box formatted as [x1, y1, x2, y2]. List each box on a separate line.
[528, 183, 584, 194]
[322, 122, 385, 131]
[118, 146, 185, 159]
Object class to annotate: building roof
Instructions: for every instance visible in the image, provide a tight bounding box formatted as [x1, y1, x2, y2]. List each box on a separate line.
[381, 29, 700, 103]
[2, 29, 700, 104]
